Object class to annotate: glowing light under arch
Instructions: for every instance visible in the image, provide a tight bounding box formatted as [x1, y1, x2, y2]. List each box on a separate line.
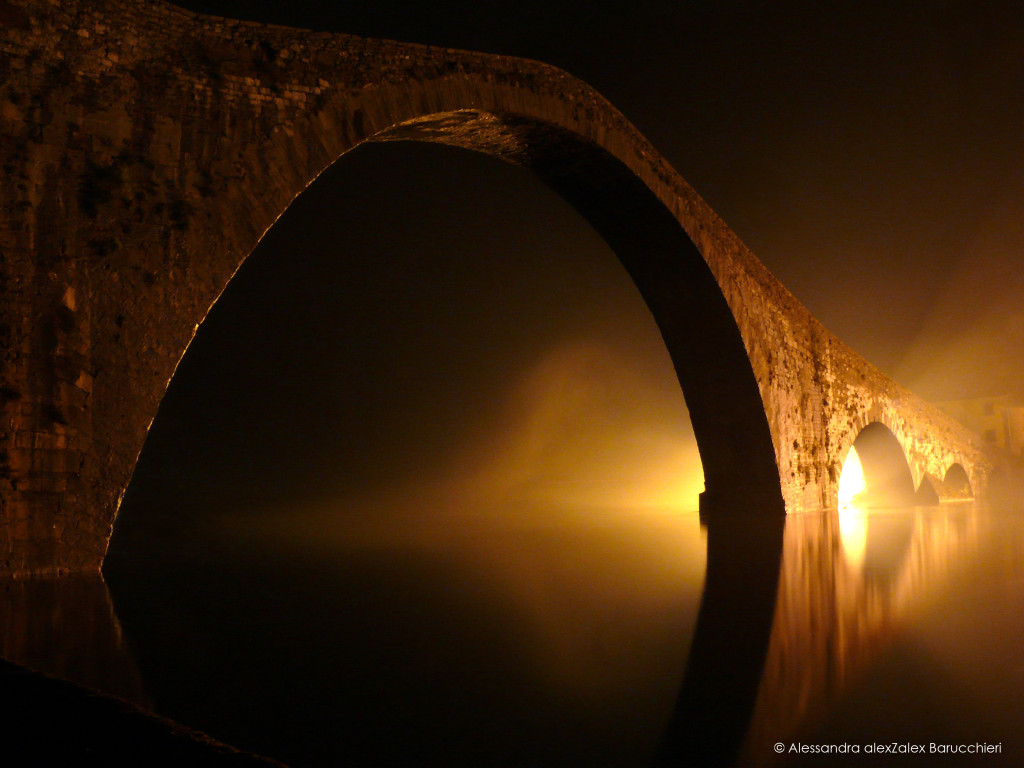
[838, 445, 866, 508]
[838, 445, 868, 568]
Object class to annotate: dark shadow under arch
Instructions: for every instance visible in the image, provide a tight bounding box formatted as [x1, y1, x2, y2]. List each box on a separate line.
[944, 463, 973, 498]
[916, 475, 941, 505]
[111, 138, 720, 530]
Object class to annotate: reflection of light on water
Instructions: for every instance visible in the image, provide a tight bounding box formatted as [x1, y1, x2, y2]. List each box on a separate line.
[838, 506, 868, 569]
[742, 503, 994, 764]
[838, 445, 865, 508]
[838, 445, 868, 569]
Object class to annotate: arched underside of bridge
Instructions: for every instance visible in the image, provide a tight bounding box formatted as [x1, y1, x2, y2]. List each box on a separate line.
[0, 0, 992, 575]
[839, 422, 918, 508]
[370, 112, 786, 520]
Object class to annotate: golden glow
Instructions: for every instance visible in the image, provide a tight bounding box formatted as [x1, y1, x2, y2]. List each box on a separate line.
[452, 342, 704, 513]
[838, 445, 865, 508]
[838, 506, 868, 569]
[838, 445, 868, 569]
[642, 442, 706, 512]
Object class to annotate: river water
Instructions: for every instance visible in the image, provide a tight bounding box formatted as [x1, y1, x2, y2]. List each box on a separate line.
[3, 501, 1022, 766]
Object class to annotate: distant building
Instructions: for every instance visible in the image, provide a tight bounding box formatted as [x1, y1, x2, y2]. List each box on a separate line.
[936, 395, 1024, 456]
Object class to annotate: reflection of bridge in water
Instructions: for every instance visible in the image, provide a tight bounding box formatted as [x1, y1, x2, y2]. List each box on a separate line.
[662, 503, 984, 767]
[0, 574, 150, 709]
[1, 503, 985, 766]
[738, 505, 982, 766]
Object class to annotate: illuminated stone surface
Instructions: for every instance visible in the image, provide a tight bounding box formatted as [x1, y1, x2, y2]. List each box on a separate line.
[0, 0, 996, 575]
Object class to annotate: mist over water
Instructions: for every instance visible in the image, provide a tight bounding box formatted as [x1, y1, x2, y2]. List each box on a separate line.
[92, 503, 1024, 767]
[207, 338, 704, 552]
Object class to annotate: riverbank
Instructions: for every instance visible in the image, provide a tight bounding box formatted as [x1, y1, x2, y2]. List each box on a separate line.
[0, 658, 286, 767]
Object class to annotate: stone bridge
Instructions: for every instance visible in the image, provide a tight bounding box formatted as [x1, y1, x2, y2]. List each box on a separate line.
[0, 0, 995, 576]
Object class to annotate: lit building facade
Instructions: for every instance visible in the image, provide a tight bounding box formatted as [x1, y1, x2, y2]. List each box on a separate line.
[936, 395, 1024, 456]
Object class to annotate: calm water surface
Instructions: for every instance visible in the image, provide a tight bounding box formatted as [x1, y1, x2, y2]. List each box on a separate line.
[4, 502, 1022, 766]
[103, 506, 708, 767]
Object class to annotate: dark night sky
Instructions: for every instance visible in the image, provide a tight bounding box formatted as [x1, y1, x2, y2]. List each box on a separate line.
[116, 1, 1024, 534]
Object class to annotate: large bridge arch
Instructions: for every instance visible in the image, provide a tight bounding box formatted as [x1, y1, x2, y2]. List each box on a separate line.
[0, 0, 996, 575]
[235, 107, 788, 522]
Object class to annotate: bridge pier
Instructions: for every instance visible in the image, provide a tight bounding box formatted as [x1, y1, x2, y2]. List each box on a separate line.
[698, 486, 786, 519]
[0, 488, 114, 577]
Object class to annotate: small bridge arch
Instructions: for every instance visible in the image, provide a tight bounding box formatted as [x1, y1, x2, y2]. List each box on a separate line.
[944, 463, 973, 497]
[917, 461, 975, 504]
[836, 420, 917, 508]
